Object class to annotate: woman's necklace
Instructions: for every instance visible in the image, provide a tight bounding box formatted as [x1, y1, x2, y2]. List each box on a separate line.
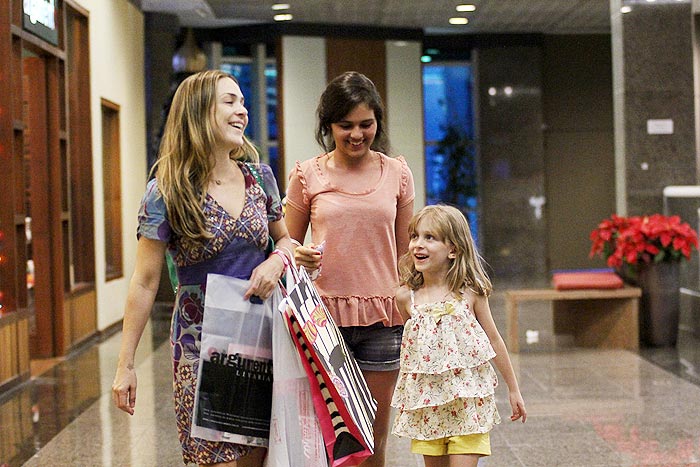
[211, 159, 236, 185]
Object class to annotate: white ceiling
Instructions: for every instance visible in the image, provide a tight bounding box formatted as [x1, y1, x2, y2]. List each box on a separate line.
[139, 0, 614, 34]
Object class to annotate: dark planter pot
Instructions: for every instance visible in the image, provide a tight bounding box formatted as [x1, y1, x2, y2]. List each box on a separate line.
[635, 261, 681, 347]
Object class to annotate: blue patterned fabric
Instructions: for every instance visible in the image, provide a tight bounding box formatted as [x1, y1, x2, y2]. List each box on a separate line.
[136, 162, 282, 465]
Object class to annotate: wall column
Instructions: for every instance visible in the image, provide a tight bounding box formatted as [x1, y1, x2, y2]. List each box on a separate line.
[611, 0, 696, 215]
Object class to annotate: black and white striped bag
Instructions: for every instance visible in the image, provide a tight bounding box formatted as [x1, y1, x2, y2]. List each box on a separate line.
[280, 266, 376, 467]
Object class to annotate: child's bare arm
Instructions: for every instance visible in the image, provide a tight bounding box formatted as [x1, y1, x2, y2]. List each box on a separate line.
[395, 285, 412, 322]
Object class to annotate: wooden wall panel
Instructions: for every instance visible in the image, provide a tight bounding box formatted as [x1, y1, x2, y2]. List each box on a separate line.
[0, 389, 32, 463]
[16, 316, 29, 374]
[68, 289, 96, 347]
[67, 10, 95, 286]
[46, 55, 67, 355]
[0, 313, 30, 388]
[1, 0, 96, 392]
[0, 324, 17, 384]
[1, 1, 20, 318]
[23, 56, 55, 358]
[325, 38, 387, 107]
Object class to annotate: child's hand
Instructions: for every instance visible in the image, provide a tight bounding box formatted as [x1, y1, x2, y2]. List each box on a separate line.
[509, 391, 527, 423]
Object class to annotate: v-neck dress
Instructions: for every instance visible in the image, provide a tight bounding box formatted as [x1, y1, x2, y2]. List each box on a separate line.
[137, 162, 283, 465]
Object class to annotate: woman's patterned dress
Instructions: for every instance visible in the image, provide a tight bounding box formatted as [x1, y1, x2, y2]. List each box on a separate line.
[137, 162, 282, 465]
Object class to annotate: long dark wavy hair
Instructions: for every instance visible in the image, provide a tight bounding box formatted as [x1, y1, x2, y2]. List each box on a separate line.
[315, 71, 390, 154]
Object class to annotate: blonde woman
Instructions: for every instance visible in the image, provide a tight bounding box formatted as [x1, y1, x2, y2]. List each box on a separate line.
[112, 70, 293, 467]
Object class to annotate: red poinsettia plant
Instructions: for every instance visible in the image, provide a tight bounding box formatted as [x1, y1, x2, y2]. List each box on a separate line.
[589, 214, 699, 268]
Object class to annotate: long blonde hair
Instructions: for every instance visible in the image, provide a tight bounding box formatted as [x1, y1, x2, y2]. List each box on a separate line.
[398, 204, 493, 296]
[152, 70, 259, 239]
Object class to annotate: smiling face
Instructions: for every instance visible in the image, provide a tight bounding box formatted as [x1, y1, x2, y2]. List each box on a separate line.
[212, 77, 248, 150]
[329, 103, 377, 160]
[409, 218, 456, 278]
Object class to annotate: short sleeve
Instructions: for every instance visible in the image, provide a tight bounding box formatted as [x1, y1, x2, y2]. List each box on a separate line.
[259, 164, 283, 222]
[396, 156, 415, 208]
[285, 161, 310, 215]
[137, 178, 172, 242]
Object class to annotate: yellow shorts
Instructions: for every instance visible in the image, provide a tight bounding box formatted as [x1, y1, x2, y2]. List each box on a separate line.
[411, 433, 491, 457]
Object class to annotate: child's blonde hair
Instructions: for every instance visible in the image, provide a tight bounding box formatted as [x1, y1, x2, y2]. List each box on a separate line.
[399, 204, 492, 296]
[153, 69, 259, 239]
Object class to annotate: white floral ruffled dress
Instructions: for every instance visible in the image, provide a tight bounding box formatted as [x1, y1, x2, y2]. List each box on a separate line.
[391, 291, 501, 440]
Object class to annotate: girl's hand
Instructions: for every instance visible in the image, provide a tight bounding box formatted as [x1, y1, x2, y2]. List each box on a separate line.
[112, 364, 137, 415]
[245, 253, 286, 300]
[293, 242, 323, 272]
[509, 391, 527, 423]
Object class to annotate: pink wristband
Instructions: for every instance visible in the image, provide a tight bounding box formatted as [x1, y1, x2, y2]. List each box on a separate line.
[271, 249, 289, 270]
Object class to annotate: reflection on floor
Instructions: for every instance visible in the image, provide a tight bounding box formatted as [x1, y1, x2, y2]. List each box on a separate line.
[2, 293, 700, 467]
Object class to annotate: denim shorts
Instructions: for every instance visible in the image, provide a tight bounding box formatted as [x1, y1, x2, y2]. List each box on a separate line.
[338, 322, 403, 371]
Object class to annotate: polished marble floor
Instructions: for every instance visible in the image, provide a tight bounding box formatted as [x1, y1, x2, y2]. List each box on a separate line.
[2, 288, 700, 467]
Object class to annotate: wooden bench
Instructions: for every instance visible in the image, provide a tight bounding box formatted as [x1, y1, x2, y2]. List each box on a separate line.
[505, 286, 642, 353]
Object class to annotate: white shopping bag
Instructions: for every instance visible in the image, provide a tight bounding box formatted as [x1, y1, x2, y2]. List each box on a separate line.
[265, 297, 327, 467]
[192, 274, 274, 447]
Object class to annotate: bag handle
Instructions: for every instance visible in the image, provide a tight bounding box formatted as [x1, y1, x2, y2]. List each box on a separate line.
[272, 246, 299, 296]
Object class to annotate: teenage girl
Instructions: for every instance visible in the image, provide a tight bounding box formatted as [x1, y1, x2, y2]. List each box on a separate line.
[391, 204, 526, 467]
[285, 71, 414, 467]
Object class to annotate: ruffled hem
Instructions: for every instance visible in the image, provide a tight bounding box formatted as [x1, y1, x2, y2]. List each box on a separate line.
[391, 396, 501, 440]
[392, 363, 498, 409]
[321, 294, 404, 327]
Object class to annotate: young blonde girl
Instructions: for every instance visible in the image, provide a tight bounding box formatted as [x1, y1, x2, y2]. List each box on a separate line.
[391, 205, 526, 467]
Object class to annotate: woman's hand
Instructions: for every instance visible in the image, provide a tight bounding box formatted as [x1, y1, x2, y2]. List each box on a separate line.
[112, 237, 165, 417]
[293, 242, 323, 272]
[112, 364, 137, 415]
[245, 253, 286, 300]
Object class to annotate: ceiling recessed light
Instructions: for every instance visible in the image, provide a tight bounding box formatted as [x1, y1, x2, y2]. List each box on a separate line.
[274, 13, 293, 21]
[620, 5, 632, 13]
[456, 4, 476, 12]
[272, 3, 290, 10]
[449, 17, 469, 25]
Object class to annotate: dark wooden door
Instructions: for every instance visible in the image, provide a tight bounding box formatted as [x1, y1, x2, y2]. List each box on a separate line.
[22, 54, 55, 358]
